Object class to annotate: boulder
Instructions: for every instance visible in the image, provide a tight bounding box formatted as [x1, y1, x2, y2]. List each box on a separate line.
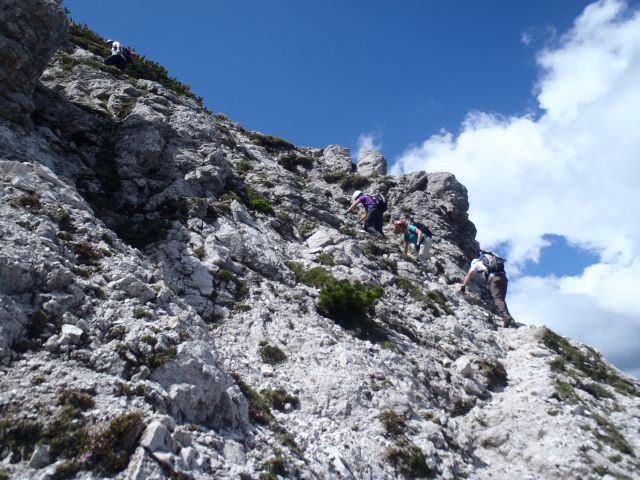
[356, 149, 387, 176]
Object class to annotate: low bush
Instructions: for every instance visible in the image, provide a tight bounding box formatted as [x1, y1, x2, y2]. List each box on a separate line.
[259, 342, 287, 365]
[245, 187, 274, 215]
[278, 153, 314, 172]
[285, 262, 333, 289]
[73, 242, 104, 267]
[315, 252, 335, 266]
[339, 174, 369, 191]
[231, 373, 273, 425]
[476, 359, 508, 391]
[379, 410, 407, 437]
[316, 280, 383, 327]
[12, 193, 42, 210]
[323, 171, 347, 184]
[385, 440, 434, 479]
[261, 388, 300, 411]
[216, 269, 249, 300]
[249, 132, 294, 150]
[58, 390, 95, 411]
[298, 220, 318, 238]
[237, 159, 253, 173]
[543, 328, 638, 396]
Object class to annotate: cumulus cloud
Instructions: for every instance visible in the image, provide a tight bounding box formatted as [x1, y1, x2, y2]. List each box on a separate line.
[391, 0, 640, 376]
[354, 131, 382, 160]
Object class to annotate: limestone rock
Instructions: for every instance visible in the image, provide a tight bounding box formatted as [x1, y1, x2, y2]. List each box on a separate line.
[356, 148, 387, 176]
[0, 0, 67, 123]
[321, 144, 352, 173]
[0, 2, 637, 479]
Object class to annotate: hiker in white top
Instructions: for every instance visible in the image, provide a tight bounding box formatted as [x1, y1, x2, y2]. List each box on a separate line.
[460, 251, 515, 327]
[104, 39, 128, 72]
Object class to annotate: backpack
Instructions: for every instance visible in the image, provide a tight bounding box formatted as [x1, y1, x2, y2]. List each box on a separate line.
[480, 251, 505, 273]
[373, 193, 387, 212]
[410, 221, 433, 239]
[122, 47, 136, 64]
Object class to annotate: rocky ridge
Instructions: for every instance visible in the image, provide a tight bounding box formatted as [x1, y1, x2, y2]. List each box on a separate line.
[1, 1, 639, 479]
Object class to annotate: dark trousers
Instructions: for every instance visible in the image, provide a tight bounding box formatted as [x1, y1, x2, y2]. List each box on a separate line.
[364, 207, 384, 236]
[105, 54, 127, 72]
[488, 273, 513, 320]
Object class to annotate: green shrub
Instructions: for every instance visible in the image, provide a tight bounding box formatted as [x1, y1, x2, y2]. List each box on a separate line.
[88, 412, 145, 475]
[58, 390, 95, 411]
[216, 269, 249, 299]
[385, 441, 434, 479]
[0, 417, 43, 462]
[377, 258, 398, 274]
[323, 171, 347, 184]
[476, 359, 508, 391]
[249, 132, 294, 150]
[246, 187, 274, 215]
[237, 159, 253, 173]
[259, 342, 287, 365]
[395, 277, 451, 317]
[315, 252, 335, 266]
[260, 455, 289, 479]
[47, 207, 74, 231]
[145, 345, 177, 368]
[285, 262, 333, 289]
[553, 379, 580, 404]
[451, 399, 473, 417]
[591, 413, 633, 455]
[231, 373, 273, 425]
[362, 241, 392, 257]
[218, 189, 241, 203]
[543, 328, 639, 396]
[193, 246, 206, 259]
[278, 153, 314, 172]
[68, 22, 109, 56]
[298, 220, 318, 238]
[58, 53, 121, 76]
[316, 280, 383, 326]
[261, 388, 300, 411]
[577, 381, 613, 400]
[339, 174, 369, 190]
[134, 308, 152, 319]
[73, 242, 103, 266]
[379, 410, 406, 437]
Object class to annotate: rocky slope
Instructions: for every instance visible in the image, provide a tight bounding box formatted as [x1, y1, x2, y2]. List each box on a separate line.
[1, 1, 639, 479]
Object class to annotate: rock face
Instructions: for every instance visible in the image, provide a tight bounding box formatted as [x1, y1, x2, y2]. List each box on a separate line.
[356, 148, 387, 176]
[0, 2, 639, 479]
[0, 0, 67, 123]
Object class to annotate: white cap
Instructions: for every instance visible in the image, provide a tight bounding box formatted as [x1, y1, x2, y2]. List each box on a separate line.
[351, 190, 362, 202]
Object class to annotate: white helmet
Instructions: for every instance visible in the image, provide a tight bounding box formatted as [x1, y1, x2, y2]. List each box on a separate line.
[351, 190, 362, 202]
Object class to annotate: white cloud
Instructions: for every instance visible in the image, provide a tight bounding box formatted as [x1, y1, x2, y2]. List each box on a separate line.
[391, 0, 640, 376]
[509, 275, 640, 375]
[354, 131, 382, 160]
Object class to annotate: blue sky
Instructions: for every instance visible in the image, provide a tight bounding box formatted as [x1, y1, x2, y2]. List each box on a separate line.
[64, 0, 589, 160]
[63, 0, 640, 377]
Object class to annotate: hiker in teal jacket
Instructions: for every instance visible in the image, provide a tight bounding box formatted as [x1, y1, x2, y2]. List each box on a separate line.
[393, 220, 430, 262]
